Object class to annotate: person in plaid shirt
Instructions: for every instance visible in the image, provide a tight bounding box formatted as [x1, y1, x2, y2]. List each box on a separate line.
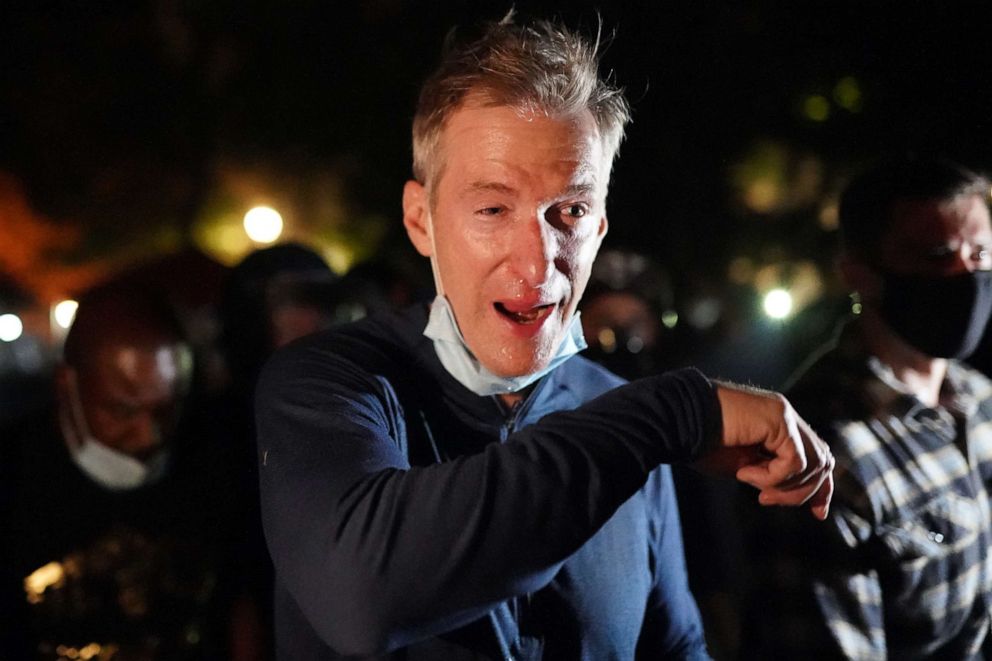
[743, 157, 992, 659]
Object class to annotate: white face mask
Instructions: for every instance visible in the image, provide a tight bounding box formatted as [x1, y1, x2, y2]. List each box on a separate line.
[420, 211, 587, 396]
[60, 370, 170, 491]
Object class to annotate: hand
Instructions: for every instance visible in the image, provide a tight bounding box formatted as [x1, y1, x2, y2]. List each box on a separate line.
[693, 382, 835, 520]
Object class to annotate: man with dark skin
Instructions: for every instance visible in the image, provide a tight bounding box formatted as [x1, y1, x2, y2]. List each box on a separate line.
[1, 284, 264, 660]
[55, 287, 193, 474]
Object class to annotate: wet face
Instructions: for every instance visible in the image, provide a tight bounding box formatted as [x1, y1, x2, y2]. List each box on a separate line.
[404, 101, 609, 377]
[879, 194, 992, 277]
[62, 341, 192, 460]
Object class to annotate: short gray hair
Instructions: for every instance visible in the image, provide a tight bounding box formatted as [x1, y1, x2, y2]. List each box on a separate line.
[411, 13, 631, 191]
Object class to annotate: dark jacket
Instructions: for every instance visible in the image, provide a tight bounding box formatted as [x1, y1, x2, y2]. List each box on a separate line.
[256, 303, 719, 659]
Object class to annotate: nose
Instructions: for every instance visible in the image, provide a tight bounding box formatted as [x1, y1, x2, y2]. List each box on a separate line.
[509, 213, 555, 288]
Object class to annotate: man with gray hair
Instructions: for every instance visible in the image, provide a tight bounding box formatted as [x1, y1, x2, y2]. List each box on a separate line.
[256, 14, 833, 659]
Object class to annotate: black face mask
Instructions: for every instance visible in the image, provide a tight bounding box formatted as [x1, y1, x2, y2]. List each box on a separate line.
[878, 270, 992, 359]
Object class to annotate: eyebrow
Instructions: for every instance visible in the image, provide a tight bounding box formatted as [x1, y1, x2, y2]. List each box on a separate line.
[466, 181, 516, 195]
[562, 182, 596, 196]
[464, 181, 597, 196]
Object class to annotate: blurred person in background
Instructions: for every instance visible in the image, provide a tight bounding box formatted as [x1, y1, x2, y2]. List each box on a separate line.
[0, 283, 264, 659]
[579, 249, 675, 379]
[211, 242, 341, 658]
[742, 156, 992, 659]
[218, 242, 340, 399]
[210, 242, 399, 657]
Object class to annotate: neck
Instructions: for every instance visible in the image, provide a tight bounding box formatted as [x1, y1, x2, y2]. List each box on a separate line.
[498, 391, 526, 408]
[862, 309, 947, 407]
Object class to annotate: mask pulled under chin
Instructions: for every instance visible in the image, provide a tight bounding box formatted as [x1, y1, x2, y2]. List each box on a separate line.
[879, 270, 992, 359]
[423, 295, 587, 397]
[61, 372, 170, 491]
[68, 435, 170, 491]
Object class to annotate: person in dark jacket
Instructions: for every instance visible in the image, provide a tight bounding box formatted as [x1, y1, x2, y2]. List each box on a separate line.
[1, 284, 262, 659]
[255, 13, 834, 660]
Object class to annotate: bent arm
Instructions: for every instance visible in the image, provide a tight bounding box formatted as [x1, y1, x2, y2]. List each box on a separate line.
[256, 347, 719, 655]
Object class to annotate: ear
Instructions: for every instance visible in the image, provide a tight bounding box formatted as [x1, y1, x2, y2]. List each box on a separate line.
[589, 213, 609, 256]
[402, 180, 432, 257]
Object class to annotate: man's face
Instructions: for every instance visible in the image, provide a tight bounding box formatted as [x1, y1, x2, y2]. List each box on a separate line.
[62, 342, 191, 460]
[404, 101, 610, 377]
[878, 193, 992, 278]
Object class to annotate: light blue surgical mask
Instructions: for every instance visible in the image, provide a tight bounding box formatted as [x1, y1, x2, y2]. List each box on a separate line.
[423, 294, 586, 396]
[419, 209, 587, 396]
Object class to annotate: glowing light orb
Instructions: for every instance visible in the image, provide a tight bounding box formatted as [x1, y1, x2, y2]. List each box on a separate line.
[243, 206, 284, 243]
[763, 289, 794, 320]
[802, 95, 830, 122]
[53, 300, 79, 329]
[0, 313, 24, 342]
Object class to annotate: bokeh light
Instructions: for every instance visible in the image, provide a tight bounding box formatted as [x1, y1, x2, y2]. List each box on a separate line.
[763, 289, 794, 319]
[243, 206, 284, 243]
[802, 95, 831, 122]
[0, 313, 24, 342]
[833, 76, 863, 112]
[53, 300, 78, 329]
[597, 328, 617, 353]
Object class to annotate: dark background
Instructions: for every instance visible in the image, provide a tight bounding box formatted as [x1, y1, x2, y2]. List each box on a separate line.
[2, 0, 991, 384]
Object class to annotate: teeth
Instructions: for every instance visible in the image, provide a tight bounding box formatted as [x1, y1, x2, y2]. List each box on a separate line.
[512, 309, 541, 323]
[498, 303, 550, 324]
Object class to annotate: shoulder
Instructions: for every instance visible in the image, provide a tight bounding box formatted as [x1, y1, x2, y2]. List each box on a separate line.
[787, 337, 875, 440]
[259, 305, 429, 393]
[948, 360, 992, 409]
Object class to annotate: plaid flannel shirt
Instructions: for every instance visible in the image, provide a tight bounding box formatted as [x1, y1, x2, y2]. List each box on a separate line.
[744, 320, 992, 660]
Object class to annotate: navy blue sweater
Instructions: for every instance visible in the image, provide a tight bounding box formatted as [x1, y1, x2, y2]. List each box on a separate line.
[255, 304, 719, 659]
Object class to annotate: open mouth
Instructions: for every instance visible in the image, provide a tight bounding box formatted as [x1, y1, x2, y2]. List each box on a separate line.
[494, 301, 555, 325]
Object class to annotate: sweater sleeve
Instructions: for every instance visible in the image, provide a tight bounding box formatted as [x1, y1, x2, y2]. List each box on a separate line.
[255, 343, 720, 656]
